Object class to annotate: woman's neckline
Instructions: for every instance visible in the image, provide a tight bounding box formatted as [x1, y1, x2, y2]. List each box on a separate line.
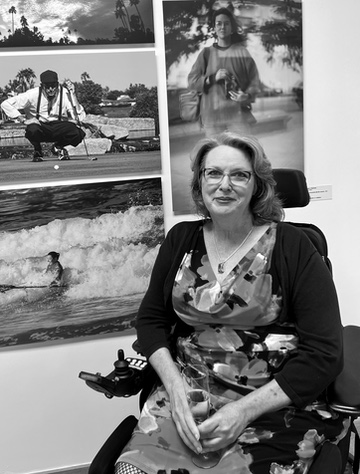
[213, 43, 232, 51]
[203, 222, 272, 282]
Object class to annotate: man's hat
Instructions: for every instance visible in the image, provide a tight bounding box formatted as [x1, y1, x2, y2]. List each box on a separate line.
[40, 70, 58, 84]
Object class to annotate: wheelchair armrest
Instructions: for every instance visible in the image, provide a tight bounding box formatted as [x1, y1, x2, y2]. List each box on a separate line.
[79, 349, 150, 399]
[327, 325, 360, 416]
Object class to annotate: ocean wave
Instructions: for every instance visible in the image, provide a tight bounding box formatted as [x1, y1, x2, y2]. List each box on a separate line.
[0, 205, 163, 306]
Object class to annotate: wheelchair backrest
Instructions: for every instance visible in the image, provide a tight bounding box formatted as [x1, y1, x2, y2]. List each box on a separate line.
[273, 168, 331, 273]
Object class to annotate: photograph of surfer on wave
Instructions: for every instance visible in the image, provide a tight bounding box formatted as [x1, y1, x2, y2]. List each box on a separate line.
[0, 177, 164, 348]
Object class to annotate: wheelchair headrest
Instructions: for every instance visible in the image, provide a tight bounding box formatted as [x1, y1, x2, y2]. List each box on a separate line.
[273, 168, 310, 208]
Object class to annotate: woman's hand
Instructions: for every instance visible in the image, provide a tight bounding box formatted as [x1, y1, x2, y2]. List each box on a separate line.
[199, 379, 292, 452]
[167, 378, 203, 454]
[228, 90, 250, 103]
[197, 401, 247, 452]
[215, 68, 232, 82]
[148, 348, 203, 454]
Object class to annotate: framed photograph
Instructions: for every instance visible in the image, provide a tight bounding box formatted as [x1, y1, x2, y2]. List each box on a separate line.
[0, 0, 155, 48]
[0, 178, 163, 347]
[0, 50, 160, 186]
[163, 0, 303, 214]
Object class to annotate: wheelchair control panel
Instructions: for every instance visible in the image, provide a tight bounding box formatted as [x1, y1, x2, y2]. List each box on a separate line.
[79, 349, 148, 399]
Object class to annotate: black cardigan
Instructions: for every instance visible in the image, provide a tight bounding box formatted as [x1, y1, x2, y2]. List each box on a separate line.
[136, 221, 343, 408]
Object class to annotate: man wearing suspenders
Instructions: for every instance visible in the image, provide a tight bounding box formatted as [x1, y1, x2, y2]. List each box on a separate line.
[1, 70, 86, 162]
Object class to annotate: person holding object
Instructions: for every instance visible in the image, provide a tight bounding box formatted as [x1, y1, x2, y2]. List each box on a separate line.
[115, 132, 347, 474]
[1, 70, 86, 162]
[187, 8, 260, 137]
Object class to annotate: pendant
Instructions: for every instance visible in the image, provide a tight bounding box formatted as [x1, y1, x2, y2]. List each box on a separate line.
[218, 262, 225, 274]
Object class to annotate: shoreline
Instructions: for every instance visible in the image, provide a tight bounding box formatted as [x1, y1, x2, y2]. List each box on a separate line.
[0, 311, 137, 348]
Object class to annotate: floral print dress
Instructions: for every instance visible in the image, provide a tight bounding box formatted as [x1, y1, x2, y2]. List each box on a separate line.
[117, 224, 348, 474]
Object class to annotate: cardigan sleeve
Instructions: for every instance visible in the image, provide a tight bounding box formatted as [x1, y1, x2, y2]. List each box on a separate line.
[136, 221, 199, 359]
[273, 224, 343, 407]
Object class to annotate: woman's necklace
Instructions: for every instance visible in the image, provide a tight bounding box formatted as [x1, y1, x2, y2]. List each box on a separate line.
[213, 226, 254, 274]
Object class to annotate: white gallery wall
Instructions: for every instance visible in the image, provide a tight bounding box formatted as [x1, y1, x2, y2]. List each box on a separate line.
[1, 0, 360, 473]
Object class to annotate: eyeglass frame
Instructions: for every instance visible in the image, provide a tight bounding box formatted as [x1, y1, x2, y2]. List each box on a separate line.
[202, 167, 253, 186]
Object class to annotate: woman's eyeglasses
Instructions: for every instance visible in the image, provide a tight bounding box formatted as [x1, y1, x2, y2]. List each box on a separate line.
[203, 168, 253, 186]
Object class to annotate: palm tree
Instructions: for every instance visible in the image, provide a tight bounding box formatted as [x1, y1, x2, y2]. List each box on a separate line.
[115, 4, 128, 30]
[16, 68, 36, 92]
[81, 72, 91, 83]
[115, 0, 131, 31]
[129, 0, 145, 32]
[8, 6, 17, 34]
[20, 15, 28, 30]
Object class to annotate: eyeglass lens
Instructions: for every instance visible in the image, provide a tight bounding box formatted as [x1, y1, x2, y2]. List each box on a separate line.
[204, 169, 252, 185]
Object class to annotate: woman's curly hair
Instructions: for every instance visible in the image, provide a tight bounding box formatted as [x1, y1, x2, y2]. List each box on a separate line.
[190, 132, 284, 225]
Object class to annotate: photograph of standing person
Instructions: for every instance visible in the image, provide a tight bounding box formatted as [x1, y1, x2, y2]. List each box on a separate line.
[188, 8, 260, 137]
[163, 0, 303, 215]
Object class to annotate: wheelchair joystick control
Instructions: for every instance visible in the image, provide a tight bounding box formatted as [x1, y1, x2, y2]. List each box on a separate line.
[114, 350, 132, 378]
[79, 348, 148, 399]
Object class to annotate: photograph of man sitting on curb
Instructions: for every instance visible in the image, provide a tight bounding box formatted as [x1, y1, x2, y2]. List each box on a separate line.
[0, 69, 86, 162]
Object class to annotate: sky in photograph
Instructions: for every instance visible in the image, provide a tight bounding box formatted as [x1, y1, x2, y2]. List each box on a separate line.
[0, 50, 158, 91]
[0, 0, 154, 42]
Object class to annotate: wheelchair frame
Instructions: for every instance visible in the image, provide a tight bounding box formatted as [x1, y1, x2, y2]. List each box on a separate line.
[80, 169, 360, 474]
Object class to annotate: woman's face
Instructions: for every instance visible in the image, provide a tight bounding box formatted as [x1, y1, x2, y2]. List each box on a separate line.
[201, 145, 255, 220]
[214, 14, 233, 41]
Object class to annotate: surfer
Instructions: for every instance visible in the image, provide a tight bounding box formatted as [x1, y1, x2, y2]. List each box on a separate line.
[45, 251, 64, 287]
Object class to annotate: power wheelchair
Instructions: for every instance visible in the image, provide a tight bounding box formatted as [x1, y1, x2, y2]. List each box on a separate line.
[79, 169, 360, 474]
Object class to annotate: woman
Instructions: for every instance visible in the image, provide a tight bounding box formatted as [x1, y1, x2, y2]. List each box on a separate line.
[45, 251, 63, 287]
[188, 8, 260, 137]
[116, 133, 346, 474]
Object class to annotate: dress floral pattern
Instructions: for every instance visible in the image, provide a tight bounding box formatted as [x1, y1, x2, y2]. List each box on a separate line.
[117, 223, 348, 474]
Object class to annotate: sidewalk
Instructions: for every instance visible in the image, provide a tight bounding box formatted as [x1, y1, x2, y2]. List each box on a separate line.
[169, 108, 292, 139]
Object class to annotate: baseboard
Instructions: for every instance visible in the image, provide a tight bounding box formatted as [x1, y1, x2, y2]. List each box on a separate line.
[30, 465, 90, 474]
